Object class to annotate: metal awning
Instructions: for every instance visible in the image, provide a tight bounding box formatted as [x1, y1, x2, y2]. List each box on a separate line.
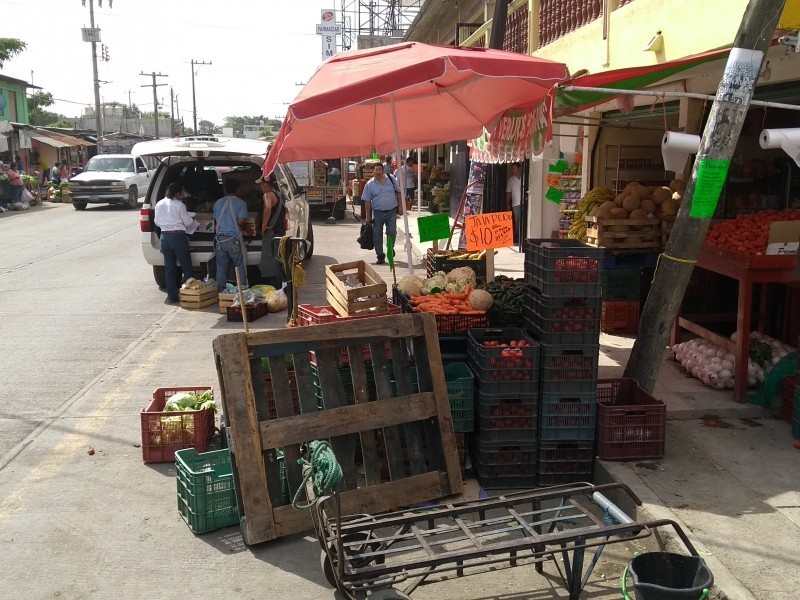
[29, 132, 71, 148]
[28, 129, 95, 148]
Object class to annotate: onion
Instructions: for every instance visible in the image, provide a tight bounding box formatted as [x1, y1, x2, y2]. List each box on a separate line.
[708, 362, 722, 373]
[716, 349, 726, 358]
[722, 359, 733, 371]
[706, 348, 718, 358]
[748, 375, 757, 387]
[725, 378, 735, 389]
[718, 369, 732, 380]
[725, 353, 735, 363]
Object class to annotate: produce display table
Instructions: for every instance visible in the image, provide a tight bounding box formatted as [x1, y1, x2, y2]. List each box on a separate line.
[671, 243, 798, 403]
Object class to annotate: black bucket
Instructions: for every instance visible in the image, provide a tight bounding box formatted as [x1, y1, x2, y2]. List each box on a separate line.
[623, 552, 713, 600]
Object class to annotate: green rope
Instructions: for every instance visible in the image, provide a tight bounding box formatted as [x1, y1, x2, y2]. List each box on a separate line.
[291, 440, 343, 510]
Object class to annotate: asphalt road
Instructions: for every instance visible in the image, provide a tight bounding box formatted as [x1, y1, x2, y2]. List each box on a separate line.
[0, 202, 642, 599]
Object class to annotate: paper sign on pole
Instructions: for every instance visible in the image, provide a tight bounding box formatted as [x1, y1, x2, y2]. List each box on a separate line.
[417, 213, 451, 243]
[465, 212, 514, 251]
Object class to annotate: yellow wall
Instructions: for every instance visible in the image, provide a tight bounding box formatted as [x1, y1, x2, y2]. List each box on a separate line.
[533, 0, 749, 75]
[780, 0, 800, 28]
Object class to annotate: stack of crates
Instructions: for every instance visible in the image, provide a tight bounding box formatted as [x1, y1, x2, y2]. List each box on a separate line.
[467, 327, 539, 489]
[523, 239, 603, 486]
[600, 251, 658, 335]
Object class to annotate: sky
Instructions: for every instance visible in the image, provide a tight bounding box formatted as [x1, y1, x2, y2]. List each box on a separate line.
[0, 0, 339, 126]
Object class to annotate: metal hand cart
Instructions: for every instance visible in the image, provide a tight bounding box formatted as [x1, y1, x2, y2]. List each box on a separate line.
[310, 482, 699, 600]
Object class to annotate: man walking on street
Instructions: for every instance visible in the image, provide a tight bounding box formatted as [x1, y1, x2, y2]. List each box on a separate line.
[400, 156, 415, 212]
[213, 178, 250, 291]
[505, 162, 522, 244]
[154, 182, 198, 303]
[362, 164, 400, 265]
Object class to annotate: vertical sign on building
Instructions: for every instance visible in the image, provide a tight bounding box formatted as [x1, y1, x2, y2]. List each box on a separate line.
[317, 9, 341, 61]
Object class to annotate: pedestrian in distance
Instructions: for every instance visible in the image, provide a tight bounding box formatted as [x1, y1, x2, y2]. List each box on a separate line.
[153, 182, 198, 304]
[58, 161, 69, 183]
[14, 154, 24, 172]
[362, 163, 401, 265]
[257, 173, 286, 289]
[6, 161, 24, 207]
[400, 156, 415, 212]
[505, 162, 522, 244]
[213, 178, 250, 292]
[50, 161, 61, 185]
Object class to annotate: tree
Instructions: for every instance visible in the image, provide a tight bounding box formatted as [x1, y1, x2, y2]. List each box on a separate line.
[222, 115, 274, 137]
[0, 38, 26, 69]
[198, 119, 217, 134]
[28, 91, 70, 127]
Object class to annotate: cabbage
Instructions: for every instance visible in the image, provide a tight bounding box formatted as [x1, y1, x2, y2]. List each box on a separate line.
[164, 392, 198, 411]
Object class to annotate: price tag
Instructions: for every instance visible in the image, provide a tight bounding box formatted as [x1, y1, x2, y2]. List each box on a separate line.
[690, 159, 730, 218]
[465, 212, 513, 251]
[417, 213, 451, 243]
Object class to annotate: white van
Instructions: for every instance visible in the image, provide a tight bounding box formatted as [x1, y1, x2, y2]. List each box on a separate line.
[133, 136, 312, 289]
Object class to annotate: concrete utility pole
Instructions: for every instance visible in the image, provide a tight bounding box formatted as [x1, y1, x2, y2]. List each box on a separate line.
[139, 72, 167, 138]
[82, 0, 106, 153]
[170, 87, 175, 136]
[624, 0, 787, 394]
[190, 59, 212, 134]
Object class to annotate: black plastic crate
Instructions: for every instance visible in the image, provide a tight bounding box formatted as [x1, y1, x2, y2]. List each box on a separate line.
[539, 344, 600, 394]
[226, 302, 268, 322]
[536, 441, 595, 486]
[523, 239, 603, 298]
[426, 249, 487, 281]
[471, 437, 538, 489]
[603, 250, 658, 269]
[538, 392, 597, 441]
[601, 268, 642, 301]
[476, 395, 538, 443]
[523, 291, 601, 346]
[467, 328, 539, 395]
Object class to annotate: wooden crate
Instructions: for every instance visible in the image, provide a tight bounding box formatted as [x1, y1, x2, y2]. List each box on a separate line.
[179, 285, 218, 310]
[218, 293, 236, 314]
[585, 216, 660, 251]
[661, 216, 676, 248]
[325, 260, 388, 317]
[213, 313, 464, 545]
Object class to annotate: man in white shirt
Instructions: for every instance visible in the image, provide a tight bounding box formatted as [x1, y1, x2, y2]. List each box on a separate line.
[505, 162, 522, 244]
[154, 182, 198, 303]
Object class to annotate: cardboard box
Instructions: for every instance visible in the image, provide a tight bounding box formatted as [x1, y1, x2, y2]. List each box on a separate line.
[192, 212, 258, 236]
[766, 221, 800, 255]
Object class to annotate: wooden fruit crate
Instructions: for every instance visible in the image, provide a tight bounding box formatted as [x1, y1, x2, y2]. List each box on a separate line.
[585, 216, 660, 251]
[325, 260, 388, 317]
[179, 285, 218, 310]
[218, 293, 236, 314]
[661, 216, 676, 248]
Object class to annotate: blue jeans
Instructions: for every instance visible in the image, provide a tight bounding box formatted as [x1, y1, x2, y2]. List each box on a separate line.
[215, 236, 248, 292]
[160, 232, 193, 301]
[372, 208, 397, 262]
[9, 185, 23, 204]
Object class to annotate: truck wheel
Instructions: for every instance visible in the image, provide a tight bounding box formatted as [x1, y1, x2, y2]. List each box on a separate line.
[126, 187, 138, 209]
[73, 202, 87, 211]
[334, 198, 346, 220]
[153, 266, 166, 289]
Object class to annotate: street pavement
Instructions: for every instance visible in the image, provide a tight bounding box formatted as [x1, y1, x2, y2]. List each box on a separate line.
[0, 201, 796, 599]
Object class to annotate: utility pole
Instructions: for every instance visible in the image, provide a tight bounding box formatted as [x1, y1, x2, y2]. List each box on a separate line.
[170, 87, 175, 136]
[139, 71, 167, 138]
[624, 0, 787, 394]
[190, 59, 211, 134]
[176, 95, 181, 135]
[80, 0, 108, 153]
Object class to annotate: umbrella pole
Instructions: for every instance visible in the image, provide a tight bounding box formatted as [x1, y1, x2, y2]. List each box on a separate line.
[390, 95, 414, 275]
[417, 147, 422, 214]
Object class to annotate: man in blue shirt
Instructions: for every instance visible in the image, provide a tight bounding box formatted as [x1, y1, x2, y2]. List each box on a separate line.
[362, 163, 400, 265]
[213, 178, 250, 291]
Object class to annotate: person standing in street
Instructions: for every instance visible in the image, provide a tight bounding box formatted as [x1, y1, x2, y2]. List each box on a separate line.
[6, 161, 24, 207]
[213, 178, 250, 292]
[505, 162, 522, 244]
[400, 156, 415, 212]
[257, 174, 286, 289]
[153, 182, 198, 304]
[362, 163, 400, 265]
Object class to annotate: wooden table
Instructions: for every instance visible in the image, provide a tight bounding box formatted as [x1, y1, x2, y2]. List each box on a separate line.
[671, 244, 798, 403]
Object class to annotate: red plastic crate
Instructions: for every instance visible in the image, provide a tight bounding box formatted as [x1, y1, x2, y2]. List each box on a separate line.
[597, 378, 666, 460]
[600, 301, 640, 335]
[781, 375, 797, 424]
[141, 387, 214, 463]
[263, 372, 301, 419]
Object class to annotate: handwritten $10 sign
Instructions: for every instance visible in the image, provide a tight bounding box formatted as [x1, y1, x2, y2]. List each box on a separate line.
[465, 212, 513, 251]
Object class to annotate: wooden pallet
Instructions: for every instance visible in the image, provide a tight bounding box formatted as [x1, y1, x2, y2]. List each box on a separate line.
[218, 293, 236, 314]
[325, 260, 388, 317]
[179, 285, 218, 310]
[213, 313, 463, 545]
[585, 216, 660, 251]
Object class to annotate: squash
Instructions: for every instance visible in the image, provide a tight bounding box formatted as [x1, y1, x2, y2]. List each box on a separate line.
[652, 186, 672, 206]
[468, 289, 493, 311]
[628, 208, 648, 220]
[610, 207, 629, 219]
[640, 199, 657, 214]
[600, 200, 616, 212]
[660, 199, 679, 216]
[622, 195, 641, 213]
[669, 179, 687, 193]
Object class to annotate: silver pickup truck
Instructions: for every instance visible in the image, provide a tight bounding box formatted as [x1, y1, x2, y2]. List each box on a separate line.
[68, 154, 154, 210]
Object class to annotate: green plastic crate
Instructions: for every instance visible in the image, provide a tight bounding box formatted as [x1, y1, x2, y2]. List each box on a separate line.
[311, 362, 397, 409]
[412, 362, 475, 433]
[175, 448, 239, 534]
[601, 268, 642, 301]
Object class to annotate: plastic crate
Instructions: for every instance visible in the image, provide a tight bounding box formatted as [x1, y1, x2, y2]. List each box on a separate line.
[539, 344, 600, 394]
[602, 250, 658, 269]
[539, 392, 597, 441]
[477, 394, 538, 443]
[472, 440, 538, 489]
[523, 239, 603, 298]
[780, 375, 796, 424]
[601, 268, 642, 301]
[263, 371, 301, 419]
[601, 301, 640, 335]
[467, 328, 539, 395]
[226, 302, 268, 322]
[439, 335, 470, 365]
[175, 448, 239, 534]
[393, 288, 489, 335]
[311, 362, 398, 409]
[597, 378, 666, 460]
[523, 292, 601, 346]
[141, 387, 214, 463]
[426, 249, 487, 281]
[412, 362, 475, 432]
[536, 441, 595, 487]
[298, 302, 401, 326]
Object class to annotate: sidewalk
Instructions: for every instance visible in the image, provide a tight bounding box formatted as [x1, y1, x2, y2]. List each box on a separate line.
[399, 209, 799, 600]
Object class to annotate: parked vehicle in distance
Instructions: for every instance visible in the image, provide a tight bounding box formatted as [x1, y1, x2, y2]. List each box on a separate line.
[133, 136, 312, 289]
[68, 154, 156, 210]
[288, 158, 350, 220]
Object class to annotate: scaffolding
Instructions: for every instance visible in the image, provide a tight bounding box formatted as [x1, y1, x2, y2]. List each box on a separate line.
[337, 0, 423, 51]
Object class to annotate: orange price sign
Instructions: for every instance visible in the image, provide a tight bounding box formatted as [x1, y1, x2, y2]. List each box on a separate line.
[546, 173, 562, 188]
[465, 211, 514, 251]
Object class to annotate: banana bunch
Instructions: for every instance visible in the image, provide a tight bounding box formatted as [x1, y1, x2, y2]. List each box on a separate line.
[568, 187, 614, 241]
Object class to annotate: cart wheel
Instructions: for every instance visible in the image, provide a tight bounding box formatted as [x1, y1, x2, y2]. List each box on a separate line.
[321, 532, 386, 590]
[366, 588, 411, 600]
[320, 548, 338, 588]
